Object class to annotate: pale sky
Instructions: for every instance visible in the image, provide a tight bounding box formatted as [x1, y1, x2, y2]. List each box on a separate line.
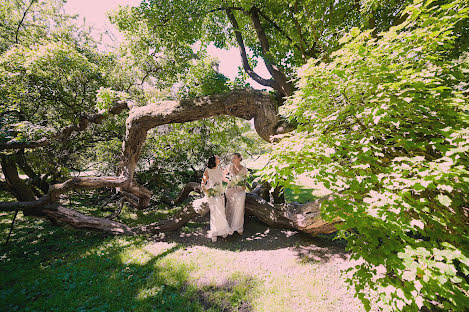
[64, 0, 270, 89]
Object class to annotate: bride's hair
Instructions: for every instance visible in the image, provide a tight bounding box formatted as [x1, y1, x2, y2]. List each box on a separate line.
[233, 152, 242, 161]
[207, 155, 217, 169]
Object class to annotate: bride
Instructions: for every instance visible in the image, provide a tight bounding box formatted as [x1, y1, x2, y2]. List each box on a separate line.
[225, 153, 248, 235]
[201, 155, 232, 242]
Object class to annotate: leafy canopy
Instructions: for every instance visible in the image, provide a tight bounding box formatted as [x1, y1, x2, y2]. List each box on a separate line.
[260, 0, 468, 311]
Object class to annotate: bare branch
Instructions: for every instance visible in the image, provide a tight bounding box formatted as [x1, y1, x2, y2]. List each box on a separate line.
[15, 0, 36, 44]
[224, 8, 277, 89]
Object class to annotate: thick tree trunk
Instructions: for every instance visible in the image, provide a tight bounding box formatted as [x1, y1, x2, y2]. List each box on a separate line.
[1, 89, 339, 237]
[0, 154, 36, 203]
[119, 89, 284, 208]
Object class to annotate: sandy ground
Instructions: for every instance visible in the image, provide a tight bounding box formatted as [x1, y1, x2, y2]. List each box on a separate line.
[139, 215, 366, 312]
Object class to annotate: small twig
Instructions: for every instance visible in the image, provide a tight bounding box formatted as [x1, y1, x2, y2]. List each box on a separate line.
[5, 210, 19, 245]
[105, 198, 124, 220]
[100, 192, 121, 210]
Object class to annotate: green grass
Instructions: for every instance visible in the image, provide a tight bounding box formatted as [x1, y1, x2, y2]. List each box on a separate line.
[0, 190, 364, 312]
[0, 191, 252, 312]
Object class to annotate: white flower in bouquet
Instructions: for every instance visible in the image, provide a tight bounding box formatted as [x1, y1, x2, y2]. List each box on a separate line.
[228, 174, 248, 189]
[206, 183, 226, 197]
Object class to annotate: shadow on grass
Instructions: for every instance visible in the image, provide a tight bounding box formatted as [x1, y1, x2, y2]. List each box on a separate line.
[64, 190, 347, 265]
[151, 214, 349, 264]
[0, 188, 347, 312]
[0, 210, 258, 312]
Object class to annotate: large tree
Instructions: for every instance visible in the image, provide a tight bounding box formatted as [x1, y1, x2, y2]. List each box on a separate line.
[111, 0, 410, 97]
[3, 1, 466, 311]
[0, 0, 417, 236]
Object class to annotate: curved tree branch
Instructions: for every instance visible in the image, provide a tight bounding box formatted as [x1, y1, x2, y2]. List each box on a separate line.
[224, 8, 277, 89]
[3, 89, 284, 212]
[15, 0, 36, 44]
[0, 90, 335, 238]
[248, 7, 294, 97]
[120, 89, 282, 187]
[170, 181, 201, 206]
[0, 100, 130, 151]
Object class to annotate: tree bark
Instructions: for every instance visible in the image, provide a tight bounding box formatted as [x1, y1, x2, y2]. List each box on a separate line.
[0, 154, 36, 203]
[245, 193, 339, 235]
[170, 182, 201, 206]
[41, 205, 135, 235]
[248, 7, 294, 97]
[119, 89, 283, 208]
[15, 149, 49, 194]
[224, 9, 277, 90]
[1, 89, 339, 237]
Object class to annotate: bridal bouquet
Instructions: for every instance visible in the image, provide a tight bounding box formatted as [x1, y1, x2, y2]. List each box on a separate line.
[206, 183, 226, 197]
[228, 174, 249, 189]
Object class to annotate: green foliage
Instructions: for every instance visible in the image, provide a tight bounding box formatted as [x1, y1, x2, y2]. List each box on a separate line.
[0, 42, 102, 141]
[0, 202, 210, 311]
[0, 1, 138, 183]
[111, 0, 410, 91]
[260, 0, 469, 311]
[0, 0, 75, 53]
[96, 87, 129, 111]
[137, 116, 267, 200]
[178, 56, 229, 98]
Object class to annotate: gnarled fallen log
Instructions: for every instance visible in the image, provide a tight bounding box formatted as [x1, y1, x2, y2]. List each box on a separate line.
[137, 191, 340, 236]
[245, 193, 339, 235]
[41, 205, 135, 235]
[1, 89, 339, 238]
[2, 190, 339, 237]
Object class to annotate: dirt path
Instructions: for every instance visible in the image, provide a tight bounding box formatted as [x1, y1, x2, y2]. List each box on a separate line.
[141, 215, 366, 312]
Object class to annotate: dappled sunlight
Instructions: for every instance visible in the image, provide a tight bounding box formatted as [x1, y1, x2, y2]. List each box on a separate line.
[143, 242, 178, 257]
[1, 191, 365, 311]
[281, 230, 298, 238]
[245, 228, 270, 241]
[294, 244, 349, 265]
[295, 173, 332, 196]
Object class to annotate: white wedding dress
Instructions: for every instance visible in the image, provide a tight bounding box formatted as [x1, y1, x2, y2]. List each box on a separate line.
[205, 166, 232, 238]
[225, 164, 248, 234]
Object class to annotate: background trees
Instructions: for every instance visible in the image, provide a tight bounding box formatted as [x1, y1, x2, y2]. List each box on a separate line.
[1, 0, 468, 311]
[260, 1, 468, 310]
[113, 0, 412, 97]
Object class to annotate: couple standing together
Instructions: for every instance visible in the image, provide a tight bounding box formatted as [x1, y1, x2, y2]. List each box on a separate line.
[201, 153, 248, 242]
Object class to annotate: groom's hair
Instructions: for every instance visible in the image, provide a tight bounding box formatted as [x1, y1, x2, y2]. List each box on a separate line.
[207, 155, 217, 169]
[233, 152, 242, 161]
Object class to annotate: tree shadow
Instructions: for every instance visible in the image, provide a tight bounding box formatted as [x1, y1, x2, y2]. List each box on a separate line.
[0, 212, 260, 312]
[150, 214, 350, 264]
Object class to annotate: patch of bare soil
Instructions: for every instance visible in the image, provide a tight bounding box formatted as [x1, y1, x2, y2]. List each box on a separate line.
[145, 215, 367, 312]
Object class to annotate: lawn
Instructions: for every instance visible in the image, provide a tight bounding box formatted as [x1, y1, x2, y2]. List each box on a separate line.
[0, 190, 366, 312]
